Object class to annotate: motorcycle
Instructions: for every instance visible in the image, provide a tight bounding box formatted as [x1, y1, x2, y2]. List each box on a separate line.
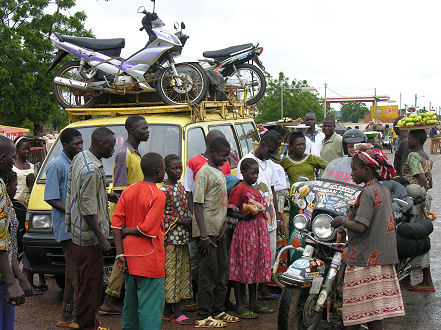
[200, 43, 267, 105]
[274, 157, 434, 330]
[46, 4, 208, 108]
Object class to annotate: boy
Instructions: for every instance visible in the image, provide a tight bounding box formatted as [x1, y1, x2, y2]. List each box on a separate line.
[111, 152, 166, 330]
[193, 137, 239, 327]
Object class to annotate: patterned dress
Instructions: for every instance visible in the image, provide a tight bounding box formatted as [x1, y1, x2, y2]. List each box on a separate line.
[228, 183, 271, 284]
[160, 183, 192, 304]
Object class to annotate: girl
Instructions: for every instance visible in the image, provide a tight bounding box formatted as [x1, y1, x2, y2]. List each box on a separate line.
[160, 154, 193, 325]
[331, 149, 404, 329]
[228, 158, 272, 318]
[12, 137, 34, 204]
[402, 129, 434, 291]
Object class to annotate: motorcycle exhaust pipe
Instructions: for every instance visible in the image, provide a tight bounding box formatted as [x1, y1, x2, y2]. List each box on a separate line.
[54, 77, 108, 91]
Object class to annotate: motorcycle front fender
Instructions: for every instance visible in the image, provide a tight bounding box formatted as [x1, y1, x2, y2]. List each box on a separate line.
[45, 50, 68, 74]
[165, 54, 200, 65]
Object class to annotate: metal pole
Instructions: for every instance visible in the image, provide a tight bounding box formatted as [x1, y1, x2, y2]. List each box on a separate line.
[415, 93, 417, 107]
[323, 83, 327, 118]
[374, 87, 377, 122]
[399, 92, 402, 114]
[281, 85, 284, 120]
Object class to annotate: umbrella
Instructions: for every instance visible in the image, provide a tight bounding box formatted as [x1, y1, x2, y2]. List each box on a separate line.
[0, 125, 29, 141]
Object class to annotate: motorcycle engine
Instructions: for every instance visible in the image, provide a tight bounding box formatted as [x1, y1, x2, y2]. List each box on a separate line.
[114, 76, 135, 89]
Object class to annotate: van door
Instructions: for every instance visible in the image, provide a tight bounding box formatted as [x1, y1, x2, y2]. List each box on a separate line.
[208, 124, 240, 169]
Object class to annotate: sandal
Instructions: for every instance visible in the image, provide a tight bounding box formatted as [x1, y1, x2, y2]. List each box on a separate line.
[172, 315, 193, 325]
[252, 306, 274, 314]
[258, 293, 279, 300]
[214, 312, 240, 323]
[194, 316, 226, 328]
[239, 311, 259, 319]
[56, 321, 79, 329]
[162, 314, 174, 321]
[408, 285, 436, 292]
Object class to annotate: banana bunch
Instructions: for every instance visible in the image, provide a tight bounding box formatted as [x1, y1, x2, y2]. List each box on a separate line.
[397, 111, 439, 127]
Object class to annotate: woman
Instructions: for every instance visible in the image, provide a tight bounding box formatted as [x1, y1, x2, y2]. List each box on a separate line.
[12, 137, 34, 205]
[401, 129, 435, 292]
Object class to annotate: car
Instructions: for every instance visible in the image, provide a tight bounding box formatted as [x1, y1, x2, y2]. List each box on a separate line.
[23, 101, 260, 288]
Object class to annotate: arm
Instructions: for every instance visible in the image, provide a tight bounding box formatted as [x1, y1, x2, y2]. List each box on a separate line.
[331, 216, 367, 233]
[183, 166, 195, 213]
[84, 214, 110, 252]
[45, 200, 65, 213]
[111, 194, 126, 271]
[11, 257, 32, 297]
[44, 162, 64, 212]
[0, 252, 24, 305]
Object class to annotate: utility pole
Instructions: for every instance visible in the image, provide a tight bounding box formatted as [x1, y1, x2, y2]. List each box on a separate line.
[323, 83, 327, 118]
[374, 87, 377, 122]
[399, 92, 402, 115]
[280, 85, 284, 120]
[415, 93, 417, 107]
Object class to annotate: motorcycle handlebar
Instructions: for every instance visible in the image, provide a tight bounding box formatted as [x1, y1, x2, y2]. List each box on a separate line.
[303, 233, 346, 248]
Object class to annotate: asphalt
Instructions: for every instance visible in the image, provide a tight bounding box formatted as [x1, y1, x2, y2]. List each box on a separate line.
[14, 144, 441, 330]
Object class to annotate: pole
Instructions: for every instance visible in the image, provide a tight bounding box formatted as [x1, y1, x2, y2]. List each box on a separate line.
[399, 92, 402, 114]
[323, 83, 327, 118]
[415, 93, 417, 107]
[281, 85, 284, 120]
[374, 87, 377, 122]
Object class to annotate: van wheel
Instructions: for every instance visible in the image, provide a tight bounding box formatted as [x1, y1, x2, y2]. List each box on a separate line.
[55, 274, 65, 289]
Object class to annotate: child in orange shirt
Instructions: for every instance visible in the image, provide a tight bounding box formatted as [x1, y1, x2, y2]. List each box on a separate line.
[111, 152, 166, 330]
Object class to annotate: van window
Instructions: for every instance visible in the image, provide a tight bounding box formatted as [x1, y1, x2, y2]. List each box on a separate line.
[235, 122, 259, 155]
[187, 127, 206, 162]
[37, 124, 181, 183]
[208, 125, 240, 168]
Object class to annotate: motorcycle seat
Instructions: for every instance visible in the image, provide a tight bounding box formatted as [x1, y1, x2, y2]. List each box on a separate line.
[54, 32, 125, 57]
[203, 43, 253, 59]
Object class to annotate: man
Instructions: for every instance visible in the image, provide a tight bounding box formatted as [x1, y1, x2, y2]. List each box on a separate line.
[236, 131, 282, 298]
[320, 116, 344, 163]
[393, 116, 410, 177]
[429, 125, 438, 154]
[44, 128, 83, 329]
[66, 127, 118, 330]
[304, 112, 325, 157]
[0, 136, 31, 320]
[100, 115, 149, 315]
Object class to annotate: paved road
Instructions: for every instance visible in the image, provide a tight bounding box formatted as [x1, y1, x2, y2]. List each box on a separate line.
[14, 146, 441, 329]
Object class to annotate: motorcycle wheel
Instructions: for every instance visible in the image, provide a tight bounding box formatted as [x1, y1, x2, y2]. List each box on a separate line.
[224, 63, 266, 105]
[53, 61, 98, 108]
[278, 286, 323, 330]
[156, 63, 208, 105]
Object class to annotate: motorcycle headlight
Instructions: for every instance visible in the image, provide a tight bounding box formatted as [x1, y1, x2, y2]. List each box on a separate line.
[312, 214, 334, 240]
[31, 214, 52, 229]
[293, 214, 307, 231]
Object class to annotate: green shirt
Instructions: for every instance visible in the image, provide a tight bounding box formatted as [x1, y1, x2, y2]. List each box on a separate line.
[281, 155, 328, 186]
[193, 163, 228, 237]
[320, 132, 344, 163]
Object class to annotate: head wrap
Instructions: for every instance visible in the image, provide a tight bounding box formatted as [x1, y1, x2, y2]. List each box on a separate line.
[354, 148, 396, 181]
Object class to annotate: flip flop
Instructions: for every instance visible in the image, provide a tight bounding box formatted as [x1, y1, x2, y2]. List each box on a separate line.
[259, 293, 279, 300]
[408, 286, 436, 292]
[56, 321, 79, 329]
[99, 306, 122, 315]
[171, 315, 193, 325]
[162, 314, 174, 321]
[252, 306, 274, 314]
[239, 311, 259, 319]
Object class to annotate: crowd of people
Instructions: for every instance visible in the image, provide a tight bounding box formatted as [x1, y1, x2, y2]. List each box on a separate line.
[0, 111, 436, 330]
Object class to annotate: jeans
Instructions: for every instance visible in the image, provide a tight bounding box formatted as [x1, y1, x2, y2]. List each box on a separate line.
[0, 283, 14, 330]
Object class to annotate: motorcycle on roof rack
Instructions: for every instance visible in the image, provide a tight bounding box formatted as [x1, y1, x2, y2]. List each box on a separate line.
[46, 1, 208, 108]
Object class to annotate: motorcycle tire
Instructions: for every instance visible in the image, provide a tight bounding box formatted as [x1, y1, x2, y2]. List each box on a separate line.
[53, 61, 98, 108]
[224, 63, 266, 105]
[278, 286, 323, 330]
[156, 63, 208, 105]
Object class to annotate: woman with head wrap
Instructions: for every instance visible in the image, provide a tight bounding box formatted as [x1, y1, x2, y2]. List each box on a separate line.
[331, 149, 405, 329]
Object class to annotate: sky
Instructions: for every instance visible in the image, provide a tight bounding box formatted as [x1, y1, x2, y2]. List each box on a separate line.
[57, 0, 441, 113]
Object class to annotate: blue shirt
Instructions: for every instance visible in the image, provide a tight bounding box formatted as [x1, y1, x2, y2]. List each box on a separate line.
[44, 152, 72, 242]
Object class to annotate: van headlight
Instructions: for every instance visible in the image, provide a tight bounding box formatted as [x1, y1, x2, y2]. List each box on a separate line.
[312, 214, 334, 240]
[32, 214, 52, 229]
[293, 214, 308, 230]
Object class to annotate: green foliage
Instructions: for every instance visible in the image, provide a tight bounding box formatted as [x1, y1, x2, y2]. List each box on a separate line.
[0, 0, 93, 133]
[340, 102, 369, 123]
[256, 72, 324, 123]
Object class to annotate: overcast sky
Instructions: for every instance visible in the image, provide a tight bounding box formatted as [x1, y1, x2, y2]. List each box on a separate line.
[62, 0, 441, 112]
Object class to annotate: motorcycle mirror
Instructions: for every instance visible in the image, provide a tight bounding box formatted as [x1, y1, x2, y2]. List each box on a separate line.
[137, 6, 146, 14]
[298, 176, 309, 182]
[174, 22, 179, 30]
[181, 22, 186, 30]
[151, 0, 156, 13]
[291, 237, 302, 248]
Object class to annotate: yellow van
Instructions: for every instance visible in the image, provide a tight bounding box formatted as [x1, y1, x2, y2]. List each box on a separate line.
[23, 102, 259, 287]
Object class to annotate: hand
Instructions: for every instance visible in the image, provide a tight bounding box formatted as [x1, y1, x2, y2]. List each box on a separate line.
[6, 280, 25, 306]
[177, 217, 192, 227]
[99, 238, 111, 253]
[216, 222, 228, 241]
[199, 237, 212, 257]
[331, 216, 344, 228]
[116, 255, 127, 272]
[277, 219, 284, 236]
[107, 192, 120, 203]
[18, 278, 33, 297]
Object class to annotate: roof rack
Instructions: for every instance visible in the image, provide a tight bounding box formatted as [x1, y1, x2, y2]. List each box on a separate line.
[65, 86, 258, 122]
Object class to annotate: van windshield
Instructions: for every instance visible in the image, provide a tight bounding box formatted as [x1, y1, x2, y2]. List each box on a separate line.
[37, 124, 181, 183]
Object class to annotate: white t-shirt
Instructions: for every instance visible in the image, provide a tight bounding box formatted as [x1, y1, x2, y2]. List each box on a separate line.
[305, 131, 325, 157]
[237, 153, 278, 231]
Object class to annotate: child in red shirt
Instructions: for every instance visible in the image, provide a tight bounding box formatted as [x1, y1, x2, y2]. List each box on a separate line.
[111, 152, 166, 330]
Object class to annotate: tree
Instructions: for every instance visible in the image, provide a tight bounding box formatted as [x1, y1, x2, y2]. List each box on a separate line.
[256, 72, 325, 123]
[340, 102, 369, 123]
[0, 0, 92, 133]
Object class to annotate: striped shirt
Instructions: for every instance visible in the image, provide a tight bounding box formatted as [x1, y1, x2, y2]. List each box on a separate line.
[0, 178, 12, 281]
[65, 150, 109, 246]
